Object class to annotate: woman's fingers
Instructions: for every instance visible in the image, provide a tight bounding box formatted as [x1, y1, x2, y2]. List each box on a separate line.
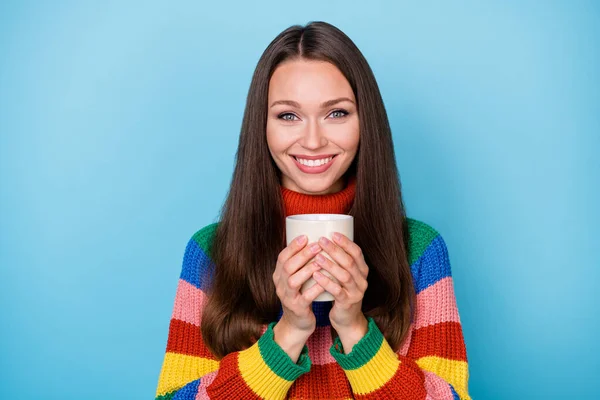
[277, 235, 308, 266]
[273, 237, 326, 334]
[273, 236, 318, 282]
[317, 236, 368, 291]
[318, 237, 354, 272]
[330, 233, 369, 280]
[314, 253, 353, 288]
[284, 241, 322, 277]
[288, 262, 321, 291]
[313, 270, 344, 299]
[301, 276, 326, 302]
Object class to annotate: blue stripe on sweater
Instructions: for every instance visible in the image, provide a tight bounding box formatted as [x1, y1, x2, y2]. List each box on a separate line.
[172, 378, 200, 399]
[180, 237, 214, 292]
[449, 383, 460, 400]
[412, 234, 452, 294]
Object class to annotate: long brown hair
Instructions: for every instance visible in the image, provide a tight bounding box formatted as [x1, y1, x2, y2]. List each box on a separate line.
[201, 21, 414, 359]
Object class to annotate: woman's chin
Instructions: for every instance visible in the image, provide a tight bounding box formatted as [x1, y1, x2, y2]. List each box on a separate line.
[290, 177, 343, 195]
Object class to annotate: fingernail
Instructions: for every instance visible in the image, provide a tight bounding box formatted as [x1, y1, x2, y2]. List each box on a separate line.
[319, 237, 328, 246]
[333, 232, 341, 241]
[310, 243, 320, 253]
[296, 235, 307, 244]
[315, 253, 325, 263]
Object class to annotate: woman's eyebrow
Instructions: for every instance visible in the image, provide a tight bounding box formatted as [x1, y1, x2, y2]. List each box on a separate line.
[269, 97, 355, 109]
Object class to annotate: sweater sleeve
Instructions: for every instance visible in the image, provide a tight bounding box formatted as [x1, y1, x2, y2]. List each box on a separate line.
[155, 228, 311, 399]
[328, 233, 471, 400]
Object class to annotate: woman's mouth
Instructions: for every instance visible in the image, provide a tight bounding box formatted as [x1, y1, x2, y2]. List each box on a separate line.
[291, 155, 337, 174]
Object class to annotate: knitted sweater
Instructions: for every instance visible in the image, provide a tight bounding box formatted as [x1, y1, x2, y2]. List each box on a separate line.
[155, 176, 471, 399]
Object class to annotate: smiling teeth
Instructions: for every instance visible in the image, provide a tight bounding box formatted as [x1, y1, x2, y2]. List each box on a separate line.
[296, 157, 333, 167]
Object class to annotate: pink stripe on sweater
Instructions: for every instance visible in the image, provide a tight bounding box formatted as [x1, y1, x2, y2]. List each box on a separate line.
[423, 370, 455, 399]
[196, 370, 218, 399]
[397, 322, 413, 356]
[308, 325, 336, 365]
[415, 277, 460, 330]
[172, 279, 206, 327]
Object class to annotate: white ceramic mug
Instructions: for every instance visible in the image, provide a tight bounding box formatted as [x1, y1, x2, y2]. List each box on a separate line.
[285, 214, 354, 302]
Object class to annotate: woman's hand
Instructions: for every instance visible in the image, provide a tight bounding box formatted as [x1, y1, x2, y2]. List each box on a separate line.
[311, 232, 369, 333]
[272, 235, 326, 334]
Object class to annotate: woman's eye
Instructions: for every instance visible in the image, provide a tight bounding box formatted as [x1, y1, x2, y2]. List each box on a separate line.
[330, 109, 349, 119]
[278, 113, 298, 121]
[277, 110, 349, 121]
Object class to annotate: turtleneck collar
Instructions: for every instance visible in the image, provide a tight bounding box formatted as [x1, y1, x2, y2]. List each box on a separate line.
[280, 174, 356, 217]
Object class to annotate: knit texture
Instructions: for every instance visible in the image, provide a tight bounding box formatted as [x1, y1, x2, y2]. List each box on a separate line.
[281, 174, 356, 217]
[155, 177, 471, 399]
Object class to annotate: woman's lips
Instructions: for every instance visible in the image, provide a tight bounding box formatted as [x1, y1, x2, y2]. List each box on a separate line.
[291, 155, 337, 174]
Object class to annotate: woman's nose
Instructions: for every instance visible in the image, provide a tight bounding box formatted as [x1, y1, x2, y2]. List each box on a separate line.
[299, 120, 327, 149]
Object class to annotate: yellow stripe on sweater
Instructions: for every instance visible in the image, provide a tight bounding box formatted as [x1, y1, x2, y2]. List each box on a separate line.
[344, 338, 400, 395]
[416, 356, 471, 400]
[237, 340, 296, 400]
[155, 352, 219, 396]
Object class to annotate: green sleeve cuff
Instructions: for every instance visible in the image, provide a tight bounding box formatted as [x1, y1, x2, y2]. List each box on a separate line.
[329, 316, 385, 370]
[257, 321, 311, 380]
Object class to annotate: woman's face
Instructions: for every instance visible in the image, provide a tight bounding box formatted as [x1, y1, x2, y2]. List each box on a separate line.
[266, 59, 360, 195]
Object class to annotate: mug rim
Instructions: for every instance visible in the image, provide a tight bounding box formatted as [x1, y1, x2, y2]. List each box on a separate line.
[286, 213, 353, 221]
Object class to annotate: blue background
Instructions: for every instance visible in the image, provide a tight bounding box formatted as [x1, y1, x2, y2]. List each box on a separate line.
[1, 1, 598, 399]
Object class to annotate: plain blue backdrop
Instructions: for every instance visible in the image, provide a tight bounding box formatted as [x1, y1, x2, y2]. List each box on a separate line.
[1, 1, 598, 399]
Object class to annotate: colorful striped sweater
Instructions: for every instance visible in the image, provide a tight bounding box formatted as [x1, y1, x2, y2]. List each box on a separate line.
[155, 177, 471, 399]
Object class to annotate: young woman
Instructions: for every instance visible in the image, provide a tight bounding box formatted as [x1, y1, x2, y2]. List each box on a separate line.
[155, 21, 471, 400]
